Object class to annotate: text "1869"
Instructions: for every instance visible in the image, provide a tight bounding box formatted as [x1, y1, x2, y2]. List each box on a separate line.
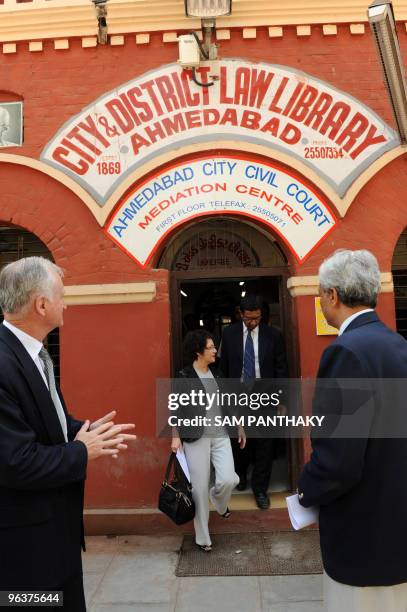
[97, 162, 121, 175]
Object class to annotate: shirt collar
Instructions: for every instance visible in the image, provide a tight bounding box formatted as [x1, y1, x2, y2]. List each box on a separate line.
[338, 309, 374, 336]
[242, 321, 259, 337]
[3, 320, 43, 360]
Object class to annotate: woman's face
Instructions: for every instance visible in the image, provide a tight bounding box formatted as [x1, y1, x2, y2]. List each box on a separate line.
[199, 338, 217, 365]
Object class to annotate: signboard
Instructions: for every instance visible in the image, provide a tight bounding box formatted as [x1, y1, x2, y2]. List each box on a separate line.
[0, 102, 23, 148]
[173, 229, 260, 270]
[315, 297, 338, 336]
[41, 60, 398, 205]
[105, 155, 337, 268]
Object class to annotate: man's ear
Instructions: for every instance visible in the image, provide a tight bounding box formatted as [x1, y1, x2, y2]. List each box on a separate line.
[330, 288, 340, 307]
[34, 295, 47, 318]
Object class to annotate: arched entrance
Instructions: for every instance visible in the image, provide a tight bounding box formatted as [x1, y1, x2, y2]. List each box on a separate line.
[158, 216, 295, 494]
[0, 224, 61, 380]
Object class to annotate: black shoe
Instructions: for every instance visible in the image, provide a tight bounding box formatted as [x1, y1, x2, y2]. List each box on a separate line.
[236, 476, 247, 491]
[221, 507, 231, 518]
[196, 543, 212, 552]
[254, 492, 270, 510]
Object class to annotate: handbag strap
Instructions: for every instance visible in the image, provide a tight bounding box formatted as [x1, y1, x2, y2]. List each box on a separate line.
[164, 452, 177, 483]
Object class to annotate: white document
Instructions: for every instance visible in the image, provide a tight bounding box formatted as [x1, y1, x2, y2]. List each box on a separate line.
[286, 493, 319, 530]
[176, 450, 191, 482]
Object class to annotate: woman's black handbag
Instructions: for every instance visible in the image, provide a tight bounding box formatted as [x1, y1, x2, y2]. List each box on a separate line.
[158, 453, 195, 525]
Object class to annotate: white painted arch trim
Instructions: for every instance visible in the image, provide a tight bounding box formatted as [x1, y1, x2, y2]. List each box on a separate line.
[101, 140, 344, 225]
[97, 142, 407, 224]
[1, 145, 406, 228]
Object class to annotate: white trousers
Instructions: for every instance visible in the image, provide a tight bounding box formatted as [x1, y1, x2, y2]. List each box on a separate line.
[183, 436, 239, 546]
[324, 571, 407, 612]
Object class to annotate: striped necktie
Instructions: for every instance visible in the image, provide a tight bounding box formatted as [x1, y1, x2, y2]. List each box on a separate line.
[243, 329, 256, 380]
[39, 347, 68, 442]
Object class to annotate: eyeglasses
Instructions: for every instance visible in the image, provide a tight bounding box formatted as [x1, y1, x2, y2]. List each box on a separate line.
[242, 315, 261, 322]
[205, 345, 217, 351]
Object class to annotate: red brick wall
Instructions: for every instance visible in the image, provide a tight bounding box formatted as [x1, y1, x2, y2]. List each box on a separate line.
[0, 162, 172, 506]
[0, 25, 401, 158]
[61, 302, 172, 507]
[1, 25, 406, 505]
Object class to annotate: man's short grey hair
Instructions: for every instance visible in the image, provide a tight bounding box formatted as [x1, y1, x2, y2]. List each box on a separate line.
[0, 257, 64, 314]
[319, 249, 381, 308]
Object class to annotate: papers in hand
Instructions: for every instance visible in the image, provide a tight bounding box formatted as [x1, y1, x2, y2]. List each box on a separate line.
[286, 493, 319, 530]
[176, 450, 191, 482]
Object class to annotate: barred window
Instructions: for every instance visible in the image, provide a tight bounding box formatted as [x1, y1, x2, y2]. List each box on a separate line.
[0, 225, 60, 382]
[392, 227, 407, 340]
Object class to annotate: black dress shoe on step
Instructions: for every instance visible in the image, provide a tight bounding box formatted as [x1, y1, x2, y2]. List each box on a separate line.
[236, 477, 247, 491]
[254, 492, 270, 510]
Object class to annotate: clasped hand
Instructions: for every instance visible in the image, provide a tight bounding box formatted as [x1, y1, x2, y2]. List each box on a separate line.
[75, 410, 136, 460]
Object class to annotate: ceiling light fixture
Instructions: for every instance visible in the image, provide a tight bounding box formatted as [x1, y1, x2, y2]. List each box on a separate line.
[184, 0, 232, 18]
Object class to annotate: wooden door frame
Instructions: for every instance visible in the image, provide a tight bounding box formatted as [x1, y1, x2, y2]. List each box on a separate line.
[169, 266, 299, 490]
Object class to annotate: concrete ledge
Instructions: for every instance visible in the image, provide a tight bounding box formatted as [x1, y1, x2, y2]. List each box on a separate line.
[297, 25, 311, 36]
[287, 273, 394, 297]
[322, 24, 337, 35]
[64, 282, 156, 305]
[0, 1, 400, 45]
[84, 507, 293, 536]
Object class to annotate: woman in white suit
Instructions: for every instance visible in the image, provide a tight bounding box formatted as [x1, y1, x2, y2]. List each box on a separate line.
[171, 329, 245, 551]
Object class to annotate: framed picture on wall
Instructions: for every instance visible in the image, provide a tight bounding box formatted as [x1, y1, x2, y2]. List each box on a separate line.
[0, 101, 23, 148]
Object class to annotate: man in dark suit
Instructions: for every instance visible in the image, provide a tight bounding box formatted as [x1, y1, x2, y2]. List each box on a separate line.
[0, 257, 136, 611]
[298, 249, 407, 611]
[220, 295, 288, 509]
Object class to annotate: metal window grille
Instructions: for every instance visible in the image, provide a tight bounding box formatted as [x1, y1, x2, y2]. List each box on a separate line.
[392, 227, 407, 339]
[0, 226, 60, 382]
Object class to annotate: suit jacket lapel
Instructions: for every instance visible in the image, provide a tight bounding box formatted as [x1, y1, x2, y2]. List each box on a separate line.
[235, 323, 243, 369]
[258, 324, 269, 370]
[0, 325, 66, 444]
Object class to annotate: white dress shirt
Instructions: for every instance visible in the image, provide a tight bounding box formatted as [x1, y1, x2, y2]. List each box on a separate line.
[242, 322, 261, 378]
[338, 309, 374, 336]
[3, 320, 68, 441]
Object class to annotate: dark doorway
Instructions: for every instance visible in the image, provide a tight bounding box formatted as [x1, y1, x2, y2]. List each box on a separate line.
[178, 275, 290, 494]
[180, 276, 281, 348]
[159, 216, 296, 493]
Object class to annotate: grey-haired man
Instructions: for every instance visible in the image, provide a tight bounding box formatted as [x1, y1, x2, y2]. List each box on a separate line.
[298, 249, 407, 612]
[0, 257, 136, 611]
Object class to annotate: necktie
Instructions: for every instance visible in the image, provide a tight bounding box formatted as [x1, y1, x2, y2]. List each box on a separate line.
[39, 347, 68, 442]
[243, 330, 256, 380]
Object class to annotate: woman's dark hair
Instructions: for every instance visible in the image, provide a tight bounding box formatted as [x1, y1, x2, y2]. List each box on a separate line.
[183, 329, 215, 365]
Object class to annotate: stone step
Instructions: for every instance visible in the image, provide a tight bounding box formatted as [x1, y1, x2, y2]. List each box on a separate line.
[84, 491, 295, 536]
